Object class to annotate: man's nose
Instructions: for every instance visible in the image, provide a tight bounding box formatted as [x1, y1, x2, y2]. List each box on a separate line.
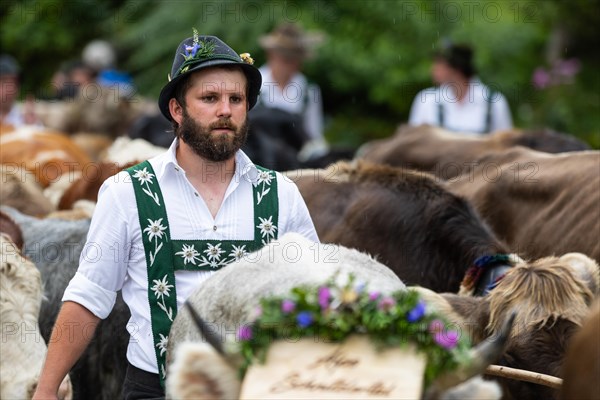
[216, 97, 232, 117]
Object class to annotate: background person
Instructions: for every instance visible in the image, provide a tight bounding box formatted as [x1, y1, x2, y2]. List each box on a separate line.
[408, 44, 513, 134]
[253, 22, 327, 162]
[0, 54, 40, 128]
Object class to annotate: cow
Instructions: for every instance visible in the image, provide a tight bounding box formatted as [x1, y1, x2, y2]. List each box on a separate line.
[0, 126, 92, 188]
[287, 160, 513, 293]
[0, 165, 55, 217]
[414, 252, 599, 400]
[165, 233, 511, 400]
[0, 206, 130, 400]
[0, 210, 24, 251]
[561, 299, 600, 400]
[357, 124, 591, 180]
[447, 147, 600, 262]
[0, 234, 72, 399]
[57, 161, 135, 210]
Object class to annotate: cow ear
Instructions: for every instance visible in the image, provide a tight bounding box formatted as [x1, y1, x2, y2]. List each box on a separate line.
[559, 253, 600, 296]
[409, 286, 489, 343]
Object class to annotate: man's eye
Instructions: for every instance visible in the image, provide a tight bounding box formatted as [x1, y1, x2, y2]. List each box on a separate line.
[201, 96, 216, 102]
[230, 96, 243, 103]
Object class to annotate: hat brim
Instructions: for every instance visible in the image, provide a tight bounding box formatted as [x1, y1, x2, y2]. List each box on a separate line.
[158, 59, 262, 121]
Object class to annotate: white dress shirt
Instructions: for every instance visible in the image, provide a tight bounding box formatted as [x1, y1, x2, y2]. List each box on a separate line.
[63, 139, 319, 373]
[258, 65, 324, 141]
[408, 77, 513, 134]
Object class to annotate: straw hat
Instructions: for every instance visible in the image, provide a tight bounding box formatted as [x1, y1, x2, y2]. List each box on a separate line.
[259, 23, 325, 60]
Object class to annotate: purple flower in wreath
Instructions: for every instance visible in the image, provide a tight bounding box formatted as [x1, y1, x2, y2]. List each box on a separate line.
[236, 325, 253, 341]
[368, 291, 380, 301]
[406, 301, 426, 322]
[377, 296, 396, 311]
[281, 299, 296, 314]
[296, 311, 313, 328]
[433, 330, 459, 350]
[318, 286, 331, 309]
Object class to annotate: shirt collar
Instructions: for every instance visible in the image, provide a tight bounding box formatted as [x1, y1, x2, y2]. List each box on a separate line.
[155, 137, 259, 183]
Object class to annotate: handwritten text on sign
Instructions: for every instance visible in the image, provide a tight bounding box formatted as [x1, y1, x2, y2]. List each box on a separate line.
[240, 335, 426, 399]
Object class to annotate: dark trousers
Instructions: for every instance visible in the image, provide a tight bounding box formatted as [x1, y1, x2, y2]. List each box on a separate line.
[122, 362, 164, 400]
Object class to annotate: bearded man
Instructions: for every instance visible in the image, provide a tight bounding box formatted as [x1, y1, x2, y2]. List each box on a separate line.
[33, 33, 319, 400]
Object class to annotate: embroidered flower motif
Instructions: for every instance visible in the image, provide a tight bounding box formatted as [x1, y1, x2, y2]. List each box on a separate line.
[132, 167, 154, 185]
[176, 244, 200, 265]
[144, 219, 167, 242]
[229, 244, 247, 261]
[256, 170, 273, 186]
[156, 333, 169, 356]
[151, 275, 174, 300]
[240, 52, 254, 65]
[257, 216, 277, 239]
[204, 243, 225, 261]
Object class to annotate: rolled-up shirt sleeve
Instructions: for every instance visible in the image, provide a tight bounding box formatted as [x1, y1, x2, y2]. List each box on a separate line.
[62, 175, 131, 319]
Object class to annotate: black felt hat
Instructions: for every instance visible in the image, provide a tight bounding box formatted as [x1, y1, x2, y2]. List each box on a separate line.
[158, 32, 262, 121]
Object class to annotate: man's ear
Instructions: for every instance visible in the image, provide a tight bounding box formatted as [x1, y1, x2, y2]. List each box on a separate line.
[169, 98, 184, 125]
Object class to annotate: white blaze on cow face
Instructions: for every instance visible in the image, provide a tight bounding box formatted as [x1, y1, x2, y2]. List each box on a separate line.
[0, 235, 50, 398]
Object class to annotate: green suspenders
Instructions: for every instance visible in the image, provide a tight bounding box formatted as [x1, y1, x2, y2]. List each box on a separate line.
[126, 160, 279, 386]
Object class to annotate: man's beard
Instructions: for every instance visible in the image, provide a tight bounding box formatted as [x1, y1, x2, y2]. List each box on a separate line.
[177, 109, 248, 162]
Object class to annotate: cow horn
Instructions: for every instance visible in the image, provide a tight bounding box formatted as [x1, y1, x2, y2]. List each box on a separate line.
[185, 301, 226, 356]
[424, 311, 516, 399]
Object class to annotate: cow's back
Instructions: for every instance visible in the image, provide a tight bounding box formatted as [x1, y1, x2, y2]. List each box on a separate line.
[449, 148, 600, 262]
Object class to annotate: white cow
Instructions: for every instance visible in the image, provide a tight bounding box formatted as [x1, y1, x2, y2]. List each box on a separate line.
[165, 233, 508, 399]
[0, 235, 71, 399]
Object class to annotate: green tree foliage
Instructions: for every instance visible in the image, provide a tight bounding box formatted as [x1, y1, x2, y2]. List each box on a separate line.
[1, 0, 598, 147]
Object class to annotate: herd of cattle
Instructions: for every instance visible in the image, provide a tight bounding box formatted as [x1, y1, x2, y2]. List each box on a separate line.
[1, 121, 599, 399]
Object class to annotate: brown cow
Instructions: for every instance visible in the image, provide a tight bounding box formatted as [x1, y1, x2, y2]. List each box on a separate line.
[447, 147, 600, 262]
[288, 160, 512, 293]
[358, 124, 590, 180]
[57, 161, 136, 210]
[561, 299, 600, 400]
[0, 211, 23, 251]
[415, 252, 599, 400]
[0, 165, 55, 216]
[0, 126, 91, 187]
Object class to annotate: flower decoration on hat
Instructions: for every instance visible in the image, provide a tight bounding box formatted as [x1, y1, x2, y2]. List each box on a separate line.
[178, 28, 216, 75]
[240, 53, 254, 65]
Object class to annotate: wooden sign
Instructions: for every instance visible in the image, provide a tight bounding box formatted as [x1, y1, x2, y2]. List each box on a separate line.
[240, 335, 426, 399]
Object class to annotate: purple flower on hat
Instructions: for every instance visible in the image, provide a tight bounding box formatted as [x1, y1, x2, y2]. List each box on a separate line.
[281, 299, 296, 314]
[406, 301, 426, 322]
[236, 325, 253, 341]
[318, 286, 331, 309]
[296, 311, 313, 328]
[185, 43, 201, 59]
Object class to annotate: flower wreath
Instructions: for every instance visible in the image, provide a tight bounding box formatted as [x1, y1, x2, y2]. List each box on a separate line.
[235, 274, 472, 385]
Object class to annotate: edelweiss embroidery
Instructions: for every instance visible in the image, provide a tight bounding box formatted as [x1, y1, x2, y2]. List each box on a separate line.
[133, 167, 160, 206]
[143, 218, 167, 266]
[152, 275, 174, 321]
